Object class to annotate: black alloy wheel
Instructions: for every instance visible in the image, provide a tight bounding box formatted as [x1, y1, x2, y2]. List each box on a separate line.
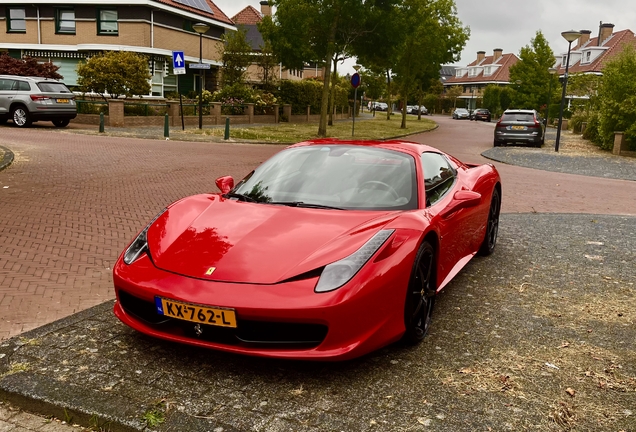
[52, 119, 70, 127]
[478, 188, 500, 256]
[403, 241, 436, 344]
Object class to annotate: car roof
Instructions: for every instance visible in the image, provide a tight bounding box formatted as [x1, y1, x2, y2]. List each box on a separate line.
[0, 75, 62, 82]
[503, 109, 535, 114]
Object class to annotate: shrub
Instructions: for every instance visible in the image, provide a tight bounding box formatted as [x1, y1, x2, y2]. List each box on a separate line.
[569, 112, 587, 134]
[582, 111, 603, 147]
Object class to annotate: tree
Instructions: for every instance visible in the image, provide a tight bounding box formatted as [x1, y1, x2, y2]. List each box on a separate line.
[567, 72, 601, 114]
[0, 53, 62, 79]
[76, 51, 151, 99]
[596, 46, 636, 150]
[221, 27, 254, 87]
[508, 31, 557, 112]
[261, 0, 368, 136]
[257, 39, 279, 91]
[360, 68, 386, 104]
[446, 85, 463, 109]
[482, 84, 501, 116]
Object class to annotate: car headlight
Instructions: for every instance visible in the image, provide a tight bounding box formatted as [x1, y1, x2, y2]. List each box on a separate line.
[123, 209, 166, 265]
[315, 229, 394, 293]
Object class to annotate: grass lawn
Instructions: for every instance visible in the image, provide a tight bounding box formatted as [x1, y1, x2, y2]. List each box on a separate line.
[185, 114, 437, 143]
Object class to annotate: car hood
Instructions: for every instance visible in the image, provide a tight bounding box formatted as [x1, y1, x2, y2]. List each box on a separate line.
[147, 194, 399, 284]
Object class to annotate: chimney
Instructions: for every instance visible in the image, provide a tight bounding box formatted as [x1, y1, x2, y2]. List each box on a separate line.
[598, 22, 615, 45]
[260, 1, 271, 17]
[578, 30, 592, 47]
[476, 51, 486, 63]
[493, 48, 503, 62]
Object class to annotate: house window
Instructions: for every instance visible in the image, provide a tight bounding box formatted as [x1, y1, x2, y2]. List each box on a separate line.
[97, 9, 118, 35]
[56, 8, 75, 34]
[585, 51, 591, 62]
[562, 56, 567, 66]
[7, 7, 26, 33]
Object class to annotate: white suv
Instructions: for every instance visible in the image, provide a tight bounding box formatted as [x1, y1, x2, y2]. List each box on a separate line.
[0, 75, 76, 128]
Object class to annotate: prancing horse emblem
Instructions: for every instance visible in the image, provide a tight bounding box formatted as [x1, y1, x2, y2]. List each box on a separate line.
[194, 323, 203, 337]
[205, 267, 216, 275]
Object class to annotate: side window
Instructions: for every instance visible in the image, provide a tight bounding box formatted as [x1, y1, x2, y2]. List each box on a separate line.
[421, 152, 456, 207]
[14, 81, 31, 91]
[0, 79, 15, 91]
[7, 7, 26, 33]
[97, 9, 118, 35]
[56, 8, 75, 34]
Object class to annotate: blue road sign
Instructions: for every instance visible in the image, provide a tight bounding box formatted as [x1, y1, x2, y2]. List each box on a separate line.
[351, 72, 361, 88]
[172, 51, 185, 69]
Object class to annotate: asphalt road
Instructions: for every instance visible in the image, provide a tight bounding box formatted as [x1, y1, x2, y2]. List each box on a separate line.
[0, 117, 634, 431]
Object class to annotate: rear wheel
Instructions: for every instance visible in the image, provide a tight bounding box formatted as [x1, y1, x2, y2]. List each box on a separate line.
[12, 106, 31, 128]
[478, 188, 501, 256]
[52, 119, 70, 127]
[403, 241, 436, 344]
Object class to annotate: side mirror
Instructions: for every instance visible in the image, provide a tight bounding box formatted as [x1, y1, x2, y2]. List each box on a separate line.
[215, 176, 234, 194]
[440, 190, 482, 219]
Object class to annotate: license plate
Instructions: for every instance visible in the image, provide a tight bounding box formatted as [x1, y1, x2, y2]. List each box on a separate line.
[155, 297, 237, 328]
[57, 99, 69, 103]
[511, 125, 525, 130]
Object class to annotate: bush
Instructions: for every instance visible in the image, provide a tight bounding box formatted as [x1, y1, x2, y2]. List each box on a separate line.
[569, 112, 587, 134]
[582, 112, 603, 147]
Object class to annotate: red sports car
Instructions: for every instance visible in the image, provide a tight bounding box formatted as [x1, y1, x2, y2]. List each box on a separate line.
[113, 139, 501, 361]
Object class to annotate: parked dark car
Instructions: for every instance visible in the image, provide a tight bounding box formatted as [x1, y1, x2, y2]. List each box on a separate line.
[470, 108, 491, 122]
[493, 109, 545, 147]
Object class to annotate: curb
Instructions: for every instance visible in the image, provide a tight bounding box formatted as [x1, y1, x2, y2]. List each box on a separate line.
[0, 146, 14, 172]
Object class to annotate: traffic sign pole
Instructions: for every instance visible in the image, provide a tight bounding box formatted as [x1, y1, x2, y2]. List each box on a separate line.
[350, 73, 361, 137]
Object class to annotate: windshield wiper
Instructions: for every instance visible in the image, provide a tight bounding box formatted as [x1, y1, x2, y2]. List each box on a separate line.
[269, 201, 344, 210]
[223, 192, 256, 202]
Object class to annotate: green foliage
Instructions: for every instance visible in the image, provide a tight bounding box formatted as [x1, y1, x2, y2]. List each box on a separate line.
[499, 87, 513, 111]
[278, 79, 323, 114]
[445, 85, 463, 109]
[76, 51, 151, 99]
[596, 46, 636, 151]
[482, 85, 501, 117]
[582, 111, 602, 145]
[567, 73, 601, 114]
[508, 31, 557, 112]
[257, 39, 279, 91]
[0, 53, 62, 79]
[221, 28, 254, 87]
[360, 69, 386, 101]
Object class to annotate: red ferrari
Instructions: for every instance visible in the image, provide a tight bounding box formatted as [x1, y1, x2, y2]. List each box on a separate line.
[113, 139, 501, 361]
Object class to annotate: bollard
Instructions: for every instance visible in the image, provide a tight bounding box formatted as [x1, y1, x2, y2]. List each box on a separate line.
[224, 117, 230, 140]
[99, 112, 104, 133]
[164, 113, 169, 139]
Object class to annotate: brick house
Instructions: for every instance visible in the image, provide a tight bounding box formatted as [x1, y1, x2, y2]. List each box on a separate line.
[0, 0, 236, 96]
[232, 1, 323, 85]
[554, 23, 636, 105]
[443, 49, 519, 111]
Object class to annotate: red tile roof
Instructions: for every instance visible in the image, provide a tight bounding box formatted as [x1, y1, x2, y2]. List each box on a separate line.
[557, 29, 636, 74]
[232, 6, 263, 25]
[154, 0, 234, 26]
[444, 53, 519, 85]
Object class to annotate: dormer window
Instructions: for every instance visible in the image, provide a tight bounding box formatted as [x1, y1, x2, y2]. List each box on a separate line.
[585, 51, 591, 62]
[562, 56, 567, 66]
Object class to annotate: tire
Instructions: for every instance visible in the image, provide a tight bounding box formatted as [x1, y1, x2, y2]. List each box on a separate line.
[0, 118, 7, 125]
[478, 188, 501, 256]
[11, 106, 31, 128]
[52, 119, 70, 127]
[494, 140, 501, 147]
[402, 241, 436, 344]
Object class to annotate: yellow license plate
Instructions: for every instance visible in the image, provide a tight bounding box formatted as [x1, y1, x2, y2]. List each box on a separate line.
[511, 125, 525, 130]
[155, 297, 237, 328]
[57, 99, 69, 103]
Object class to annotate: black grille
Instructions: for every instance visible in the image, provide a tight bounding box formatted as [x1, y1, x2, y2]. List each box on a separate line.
[117, 290, 328, 349]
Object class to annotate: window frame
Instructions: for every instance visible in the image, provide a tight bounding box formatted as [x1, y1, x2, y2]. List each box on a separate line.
[55, 7, 76, 34]
[421, 152, 457, 207]
[97, 8, 118, 35]
[6, 7, 26, 33]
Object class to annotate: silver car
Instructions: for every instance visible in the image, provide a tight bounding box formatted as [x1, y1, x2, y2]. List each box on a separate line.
[0, 75, 76, 128]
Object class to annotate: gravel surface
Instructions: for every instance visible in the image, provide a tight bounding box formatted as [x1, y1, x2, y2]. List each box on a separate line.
[1, 214, 634, 432]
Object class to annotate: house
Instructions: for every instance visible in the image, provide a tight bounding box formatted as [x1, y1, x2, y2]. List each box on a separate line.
[231, 1, 323, 86]
[443, 49, 519, 111]
[0, 0, 236, 97]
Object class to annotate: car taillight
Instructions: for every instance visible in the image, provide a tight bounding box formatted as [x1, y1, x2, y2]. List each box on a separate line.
[30, 95, 52, 104]
[528, 119, 541, 129]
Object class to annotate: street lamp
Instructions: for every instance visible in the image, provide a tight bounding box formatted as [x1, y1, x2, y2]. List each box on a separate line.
[192, 22, 210, 130]
[544, 67, 557, 126]
[555, 30, 581, 152]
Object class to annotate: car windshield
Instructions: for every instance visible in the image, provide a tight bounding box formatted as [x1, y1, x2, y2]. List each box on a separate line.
[232, 145, 417, 210]
[456, 109, 468, 113]
[502, 113, 534, 122]
[36, 82, 71, 93]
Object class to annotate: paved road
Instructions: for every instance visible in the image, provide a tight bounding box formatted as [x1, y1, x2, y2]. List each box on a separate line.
[1, 118, 635, 341]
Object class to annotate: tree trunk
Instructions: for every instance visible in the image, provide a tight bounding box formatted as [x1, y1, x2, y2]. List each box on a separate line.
[328, 57, 338, 126]
[318, 12, 340, 137]
[386, 69, 392, 121]
[400, 94, 407, 129]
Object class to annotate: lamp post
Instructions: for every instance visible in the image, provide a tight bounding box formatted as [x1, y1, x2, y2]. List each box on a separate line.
[192, 22, 210, 130]
[544, 67, 557, 126]
[555, 30, 581, 152]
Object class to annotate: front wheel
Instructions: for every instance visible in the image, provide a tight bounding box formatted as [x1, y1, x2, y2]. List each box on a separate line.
[478, 188, 501, 256]
[12, 106, 31, 128]
[402, 241, 436, 344]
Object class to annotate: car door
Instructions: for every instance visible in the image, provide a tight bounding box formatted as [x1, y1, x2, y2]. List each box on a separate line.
[421, 152, 476, 288]
[0, 78, 17, 117]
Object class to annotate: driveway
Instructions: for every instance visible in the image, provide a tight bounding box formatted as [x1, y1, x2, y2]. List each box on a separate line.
[0, 120, 634, 431]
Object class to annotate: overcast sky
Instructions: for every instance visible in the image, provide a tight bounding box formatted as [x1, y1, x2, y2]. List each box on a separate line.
[214, 0, 636, 73]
